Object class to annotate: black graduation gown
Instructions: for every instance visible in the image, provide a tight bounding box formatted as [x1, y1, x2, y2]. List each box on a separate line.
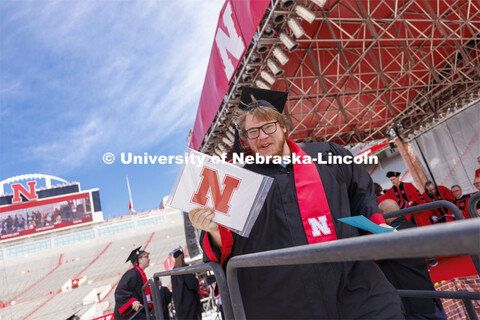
[159, 286, 172, 320]
[171, 266, 202, 320]
[114, 268, 147, 320]
[202, 142, 404, 319]
[376, 216, 443, 315]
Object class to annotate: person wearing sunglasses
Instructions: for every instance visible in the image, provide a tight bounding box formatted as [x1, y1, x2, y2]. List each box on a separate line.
[190, 87, 403, 319]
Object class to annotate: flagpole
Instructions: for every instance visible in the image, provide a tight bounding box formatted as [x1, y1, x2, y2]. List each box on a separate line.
[126, 175, 135, 213]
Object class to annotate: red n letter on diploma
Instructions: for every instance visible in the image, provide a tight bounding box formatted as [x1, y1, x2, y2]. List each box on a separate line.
[12, 181, 38, 203]
[191, 167, 240, 214]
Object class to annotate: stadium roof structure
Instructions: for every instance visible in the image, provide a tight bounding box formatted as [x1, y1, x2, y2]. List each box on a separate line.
[190, 0, 480, 156]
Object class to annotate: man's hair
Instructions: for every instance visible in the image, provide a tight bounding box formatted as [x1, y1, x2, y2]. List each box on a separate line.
[451, 184, 461, 190]
[235, 105, 288, 138]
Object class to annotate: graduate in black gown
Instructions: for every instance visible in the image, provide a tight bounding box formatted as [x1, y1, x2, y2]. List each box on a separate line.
[114, 247, 152, 320]
[171, 248, 202, 320]
[189, 87, 404, 319]
[377, 199, 447, 319]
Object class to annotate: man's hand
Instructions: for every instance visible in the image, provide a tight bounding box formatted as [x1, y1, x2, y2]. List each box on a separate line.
[132, 300, 142, 311]
[189, 208, 218, 233]
[189, 208, 222, 247]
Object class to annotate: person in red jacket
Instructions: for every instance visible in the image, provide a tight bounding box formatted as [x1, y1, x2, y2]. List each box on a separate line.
[422, 181, 456, 223]
[451, 185, 472, 219]
[384, 171, 431, 226]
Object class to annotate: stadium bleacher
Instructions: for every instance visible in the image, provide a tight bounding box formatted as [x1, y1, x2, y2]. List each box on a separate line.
[0, 208, 186, 320]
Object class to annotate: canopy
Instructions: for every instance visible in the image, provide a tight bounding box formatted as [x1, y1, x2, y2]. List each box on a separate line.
[190, 0, 480, 155]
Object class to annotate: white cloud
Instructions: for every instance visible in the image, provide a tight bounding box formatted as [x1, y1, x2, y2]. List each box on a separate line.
[3, 0, 225, 170]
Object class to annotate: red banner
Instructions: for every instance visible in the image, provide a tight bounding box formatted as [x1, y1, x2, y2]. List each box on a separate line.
[190, 0, 271, 150]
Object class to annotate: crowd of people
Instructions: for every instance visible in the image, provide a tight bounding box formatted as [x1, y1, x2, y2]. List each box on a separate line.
[1, 199, 92, 235]
[114, 247, 203, 320]
[378, 158, 480, 227]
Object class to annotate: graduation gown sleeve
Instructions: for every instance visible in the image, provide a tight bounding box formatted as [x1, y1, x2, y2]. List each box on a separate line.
[114, 268, 146, 320]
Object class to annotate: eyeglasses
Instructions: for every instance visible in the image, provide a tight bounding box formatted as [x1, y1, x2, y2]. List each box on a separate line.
[244, 121, 278, 139]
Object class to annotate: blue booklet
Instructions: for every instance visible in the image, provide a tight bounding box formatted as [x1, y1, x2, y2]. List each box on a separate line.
[338, 216, 396, 234]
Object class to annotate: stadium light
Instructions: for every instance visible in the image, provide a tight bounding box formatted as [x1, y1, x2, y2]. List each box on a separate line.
[287, 18, 306, 38]
[222, 136, 234, 147]
[260, 70, 276, 85]
[251, 54, 262, 63]
[281, 0, 294, 8]
[272, 47, 289, 65]
[245, 65, 256, 74]
[279, 32, 298, 51]
[257, 43, 269, 53]
[242, 74, 253, 82]
[267, 58, 283, 76]
[295, 5, 316, 24]
[311, 0, 327, 8]
[263, 24, 275, 37]
[225, 130, 235, 141]
[273, 13, 285, 24]
[255, 79, 272, 90]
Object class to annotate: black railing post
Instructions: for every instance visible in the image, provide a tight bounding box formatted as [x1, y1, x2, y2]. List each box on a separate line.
[468, 192, 480, 218]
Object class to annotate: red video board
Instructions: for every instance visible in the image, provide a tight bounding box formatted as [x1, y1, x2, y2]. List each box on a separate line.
[0, 191, 94, 241]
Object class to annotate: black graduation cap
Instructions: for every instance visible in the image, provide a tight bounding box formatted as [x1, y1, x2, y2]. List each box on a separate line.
[65, 314, 79, 320]
[173, 248, 183, 258]
[239, 87, 289, 113]
[386, 171, 401, 178]
[125, 246, 145, 263]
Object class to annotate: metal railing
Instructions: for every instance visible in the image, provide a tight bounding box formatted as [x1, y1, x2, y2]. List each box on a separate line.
[469, 192, 480, 218]
[383, 200, 480, 275]
[146, 201, 480, 319]
[397, 289, 480, 320]
[225, 219, 480, 319]
[151, 262, 234, 320]
[383, 199, 463, 220]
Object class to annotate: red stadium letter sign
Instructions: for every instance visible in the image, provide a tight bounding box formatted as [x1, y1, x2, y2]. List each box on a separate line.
[12, 181, 38, 203]
[191, 167, 240, 214]
[215, 1, 245, 81]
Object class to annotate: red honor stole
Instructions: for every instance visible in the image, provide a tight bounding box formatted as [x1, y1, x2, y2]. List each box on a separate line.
[134, 265, 152, 302]
[287, 140, 338, 244]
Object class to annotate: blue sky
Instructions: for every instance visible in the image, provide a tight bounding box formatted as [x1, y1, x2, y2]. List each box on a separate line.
[0, 0, 225, 218]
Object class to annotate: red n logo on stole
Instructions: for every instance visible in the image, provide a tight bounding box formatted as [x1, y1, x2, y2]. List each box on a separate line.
[191, 167, 241, 214]
[12, 181, 38, 203]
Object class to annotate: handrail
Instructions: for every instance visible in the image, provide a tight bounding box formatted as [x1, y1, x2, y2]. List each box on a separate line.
[383, 200, 480, 275]
[383, 200, 463, 220]
[468, 192, 480, 218]
[398, 289, 480, 320]
[152, 261, 234, 320]
[226, 219, 480, 319]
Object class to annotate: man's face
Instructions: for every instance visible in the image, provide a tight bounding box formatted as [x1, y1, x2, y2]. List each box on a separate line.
[474, 178, 480, 191]
[138, 254, 150, 269]
[451, 186, 463, 198]
[244, 114, 287, 157]
[426, 184, 436, 196]
[389, 176, 400, 187]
